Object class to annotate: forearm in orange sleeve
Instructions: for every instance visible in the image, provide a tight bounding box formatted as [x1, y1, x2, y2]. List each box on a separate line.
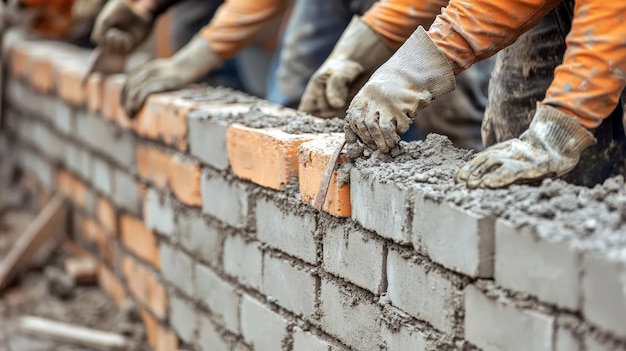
[543, 0, 626, 129]
[199, 0, 289, 60]
[20, 0, 74, 8]
[427, 0, 562, 73]
[362, 0, 448, 49]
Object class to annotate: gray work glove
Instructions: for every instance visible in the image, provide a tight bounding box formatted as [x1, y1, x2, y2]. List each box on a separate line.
[455, 103, 597, 188]
[121, 35, 223, 117]
[298, 15, 393, 118]
[91, 0, 154, 55]
[345, 26, 455, 153]
[72, 0, 104, 22]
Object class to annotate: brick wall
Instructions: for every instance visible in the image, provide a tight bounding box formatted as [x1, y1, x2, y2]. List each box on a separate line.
[3, 31, 626, 351]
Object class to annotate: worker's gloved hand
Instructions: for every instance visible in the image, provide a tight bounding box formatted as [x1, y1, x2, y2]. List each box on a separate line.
[345, 27, 455, 153]
[121, 36, 222, 117]
[72, 0, 104, 22]
[455, 103, 597, 188]
[299, 16, 393, 118]
[91, 0, 154, 55]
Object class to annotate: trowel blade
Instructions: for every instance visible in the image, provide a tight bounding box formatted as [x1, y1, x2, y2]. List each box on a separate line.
[81, 48, 126, 87]
[312, 140, 347, 211]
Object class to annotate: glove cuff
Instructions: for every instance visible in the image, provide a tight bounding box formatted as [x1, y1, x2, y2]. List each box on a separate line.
[330, 15, 394, 71]
[530, 102, 597, 157]
[171, 35, 223, 80]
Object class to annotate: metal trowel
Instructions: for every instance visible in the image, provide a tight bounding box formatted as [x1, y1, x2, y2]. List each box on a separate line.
[81, 47, 127, 87]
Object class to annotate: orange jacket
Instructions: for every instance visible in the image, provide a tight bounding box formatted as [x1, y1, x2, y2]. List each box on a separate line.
[427, 0, 626, 130]
[362, 0, 448, 49]
[20, 0, 76, 38]
[198, 0, 291, 60]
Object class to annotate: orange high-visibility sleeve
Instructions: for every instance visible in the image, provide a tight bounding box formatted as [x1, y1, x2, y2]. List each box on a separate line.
[427, 0, 562, 73]
[20, 0, 74, 7]
[199, 0, 290, 60]
[362, 0, 448, 49]
[543, 0, 626, 129]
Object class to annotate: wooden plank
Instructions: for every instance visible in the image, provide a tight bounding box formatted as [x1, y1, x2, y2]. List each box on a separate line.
[20, 316, 128, 350]
[0, 194, 68, 291]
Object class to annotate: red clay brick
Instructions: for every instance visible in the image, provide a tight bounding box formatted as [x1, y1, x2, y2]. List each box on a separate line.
[122, 256, 168, 319]
[10, 46, 30, 80]
[29, 53, 54, 94]
[135, 93, 190, 151]
[76, 216, 116, 267]
[56, 170, 89, 208]
[136, 145, 201, 206]
[98, 264, 127, 308]
[86, 73, 104, 114]
[56, 65, 85, 107]
[140, 308, 179, 351]
[226, 124, 314, 190]
[97, 196, 117, 235]
[298, 135, 351, 217]
[120, 214, 160, 268]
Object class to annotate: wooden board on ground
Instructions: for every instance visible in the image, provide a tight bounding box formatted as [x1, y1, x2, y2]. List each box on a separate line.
[0, 194, 68, 291]
[19, 316, 128, 350]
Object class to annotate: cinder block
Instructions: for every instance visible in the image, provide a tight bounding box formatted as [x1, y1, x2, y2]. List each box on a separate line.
[240, 295, 288, 351]
[582, 252, 626, 339]
[298, 135, 351, 217]
[195, 264, 240, 332]
[198, 315, 229, 351]
[495, 219, 580, 310]
[464, 285, 554, 351]
[226, 124, 314, 190]
[21, 149, 54, 189]
[201, 170, 248, 227]
[170, 295, 197, 344]
[256, 197, 317, 264]
[143, 188, 176, 237]
[223, 234, 263, 290]
[555, 327, 581, 351]
[121, 256, 169, 319]
[112, 170, 142, 215]
[120, 214, 161, 268]
[189, 106, 255, 170]
[160, 244, 194, 297]
[75, 112, 136, 169]
[381, 323, 428, 351]
[30, 122, 65, 162]
[92, 157, 114, 195]
[350, 168, 411, 244]
[413, 192, 494, 278]
[263, 253, 316, 317]
[293, 328, 333, 351]
[52, 99, 75, 135]
[323, 226, 384, 294]
[387, 248, 462, 334]
[64, 142, 92, 179]
[320, 279, 382, 349]
[178, 213, 221, 266]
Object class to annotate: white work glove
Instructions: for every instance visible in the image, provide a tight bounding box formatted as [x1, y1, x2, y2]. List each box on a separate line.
[455, 103, 597, 188]
[299, 15, 393, 118]
[91, 0, 154, 55]
[121, 35, 223, 116]
[345, 27, 455, 153]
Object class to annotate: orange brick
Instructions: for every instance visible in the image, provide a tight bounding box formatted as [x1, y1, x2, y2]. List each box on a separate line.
[86, 73, 104, 114]
[38, 188, 52, 209]
[76, 216, 116, 267]
[98, 265, 127, 308]
[29, 54, 54, 94]
[120, 214, 160, 268]
[10, 46, 30, 80]
[56, 66, 85, 106]
[136, 145, 201, 206]
[101, 74, 135, 129]
[168, 154, 201, 206]
[135, 93, 190, 151]
[140, 308, 179, 351]
[136, 145, 170, 188]
[97, 196, 117, 234]
[56, 170, 89, 208]
[298, 135, 351, 217]
[122, 256, 168, 319]
[226, 124, 314, 190]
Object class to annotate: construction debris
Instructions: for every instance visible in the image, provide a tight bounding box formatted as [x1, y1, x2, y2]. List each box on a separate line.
[64, 256, 98, 285]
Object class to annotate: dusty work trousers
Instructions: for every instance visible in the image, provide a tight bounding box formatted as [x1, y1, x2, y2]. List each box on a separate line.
[483, 0, 626, 186]
[267, 0, 494, 150]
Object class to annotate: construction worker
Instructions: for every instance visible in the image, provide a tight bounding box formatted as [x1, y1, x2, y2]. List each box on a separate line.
[92, 0, 288, 117]
[346, 0, 626, 188]
[297, 0, 494, 150]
